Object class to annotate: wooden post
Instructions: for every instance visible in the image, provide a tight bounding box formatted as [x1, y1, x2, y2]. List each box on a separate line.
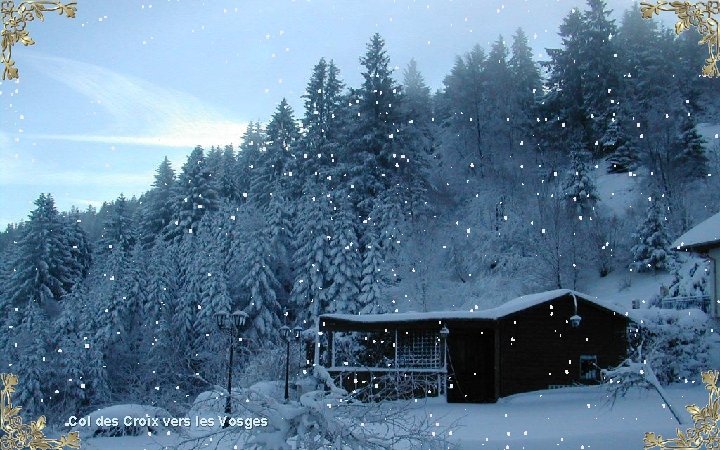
[494, 322, 501, 401]
[330, 331, 336, 368]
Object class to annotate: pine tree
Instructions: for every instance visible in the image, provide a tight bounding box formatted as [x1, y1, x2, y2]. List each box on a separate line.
[174, 235, 203, 355]
[630, 199, 672, 273]
[237, 122, 266, 199]
[219, 145, 240, 201]
[564, 149, 599, 215]
[346, 33, 402, 214]
[51, 285, 89, 415]
[252, 99, 300, 204]
[484, 36, 513, 154]
[165, 146, 219, 240]
[581, 0, 620, 156]
[303, 58, 329, 142]
[14, 300, 49, 418]
[298, 59, 347, 189]
[290, 190, 333, 322]
[675, 114, 708, 180]
[402, 59, 432, 126]
[508, 28, 541, 150]
[542, 8, 588, 152]
[358, 226, 385, 314]
[266, 194, 294, 286]
[439, 45, 488, 162]
[140, 157, 176, 246]
[239, 222, 282, 338]
[193, 223, 233, 350]
[98, 194, 136, 253]
[63, 207, 92, 289]
[509, 28, 541, 113]
[9, 194, 68, 306]
[325, 198, 361, 314]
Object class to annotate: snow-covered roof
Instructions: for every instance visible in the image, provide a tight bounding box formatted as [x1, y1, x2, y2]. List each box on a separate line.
[672, 211, 720, 251]
[321, 289, 630, 325]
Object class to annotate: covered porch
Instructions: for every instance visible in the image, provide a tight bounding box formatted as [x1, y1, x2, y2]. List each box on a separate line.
[317, 313, 499, 402]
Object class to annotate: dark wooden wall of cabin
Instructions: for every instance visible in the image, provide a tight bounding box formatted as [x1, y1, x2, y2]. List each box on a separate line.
[498, 296, 628, 398]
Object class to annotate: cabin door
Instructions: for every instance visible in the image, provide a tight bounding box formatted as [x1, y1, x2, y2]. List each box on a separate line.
[446, 330, 495, 402]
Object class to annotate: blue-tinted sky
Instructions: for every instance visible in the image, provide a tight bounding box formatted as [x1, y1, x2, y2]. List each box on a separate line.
[0, 0, 665, 227]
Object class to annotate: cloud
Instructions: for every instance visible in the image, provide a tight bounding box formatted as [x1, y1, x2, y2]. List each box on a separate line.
[0, 169, 154, 187]
[25, 55, 247, 147]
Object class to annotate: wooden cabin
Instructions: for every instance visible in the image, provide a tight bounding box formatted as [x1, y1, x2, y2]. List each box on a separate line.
[318, 289, 630, 403]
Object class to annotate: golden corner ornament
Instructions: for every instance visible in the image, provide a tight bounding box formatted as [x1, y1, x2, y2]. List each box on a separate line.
[1, 1, 76, 80]
[1, 373, 81, 450]
[641, 1, 720, 77]
[644, 370, 720, 449]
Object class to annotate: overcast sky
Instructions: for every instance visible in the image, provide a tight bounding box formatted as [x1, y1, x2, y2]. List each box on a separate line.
[0, 0, 665, 227]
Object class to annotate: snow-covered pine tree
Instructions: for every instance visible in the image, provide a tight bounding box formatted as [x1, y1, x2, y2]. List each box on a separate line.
[346, 33, 402, 214]
[438, 45, 488, 164]
[290, 188, 333, 322]
[630, 198, 672, 273]
[581, 0, 620, 157]
[9, 193, 68, 306]
[563, 149, 599, 215]
[237, 122, 266, 200]
[144, 240, 184, 400]
[358, 225, 386, 314]
[484, 36, 513, 155]
[675, 113, 708, 181]
[98, 194, 136, 254]
[508, 27, 541, 117]
[238, 216, 283, 338]
[325, 197, 361, 314]
[219, 145, 241, 201]
[62, 207, 92, 290]
[14, 300, 49, 418]
[298, 58, 347, 187]
[606, 5, 657, 173]
[402, 59, 432, 127]
[266, 193, 294, 288]
[396, 61, 433, 218]
[165, 146, 219, 241]
[542, 8, 590, 153]
[193, 221, 233, 366]
[173, 234, 203, 358]
[139, 157, 176, 246]
[50, 285, 89, 417]
[252, 99, 300, 204]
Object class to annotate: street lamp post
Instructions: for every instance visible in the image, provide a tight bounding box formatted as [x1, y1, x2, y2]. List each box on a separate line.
[280, 324, 303, 401]
[439, 324, 450, 397]
[215, 310, 248, 427]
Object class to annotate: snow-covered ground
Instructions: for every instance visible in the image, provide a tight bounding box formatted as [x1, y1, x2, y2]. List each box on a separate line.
[74, 383, 710, 450]
[419, 383, 708, 449]
[593, 160, 641, 218]
[581, 268, 672, 310]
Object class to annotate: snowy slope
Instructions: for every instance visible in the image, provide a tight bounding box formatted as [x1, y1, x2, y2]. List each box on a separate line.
[593, 160, 641, 217]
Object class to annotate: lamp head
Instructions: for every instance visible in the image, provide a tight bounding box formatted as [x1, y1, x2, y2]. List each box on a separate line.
[231, 310, 248, 329]
[215, 312, 227, 330]
[569, 315, 582, 328]
[439, 324, 450, 338]
[280, 325, 291, 340]
[293, 325, 303, 340]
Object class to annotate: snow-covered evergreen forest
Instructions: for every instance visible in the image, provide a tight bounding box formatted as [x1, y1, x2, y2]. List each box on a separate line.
[1, 0, 719, 426]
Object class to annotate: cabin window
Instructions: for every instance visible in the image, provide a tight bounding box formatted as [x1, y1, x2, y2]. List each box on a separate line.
[579, 355, 598, 382]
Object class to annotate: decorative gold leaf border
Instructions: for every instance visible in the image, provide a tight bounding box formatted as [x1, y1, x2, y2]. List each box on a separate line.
[640, 1, 720, 77]
[1, 373, 81, 450]
[644, 370, 720, 449]
[1, 0, 76, 80]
